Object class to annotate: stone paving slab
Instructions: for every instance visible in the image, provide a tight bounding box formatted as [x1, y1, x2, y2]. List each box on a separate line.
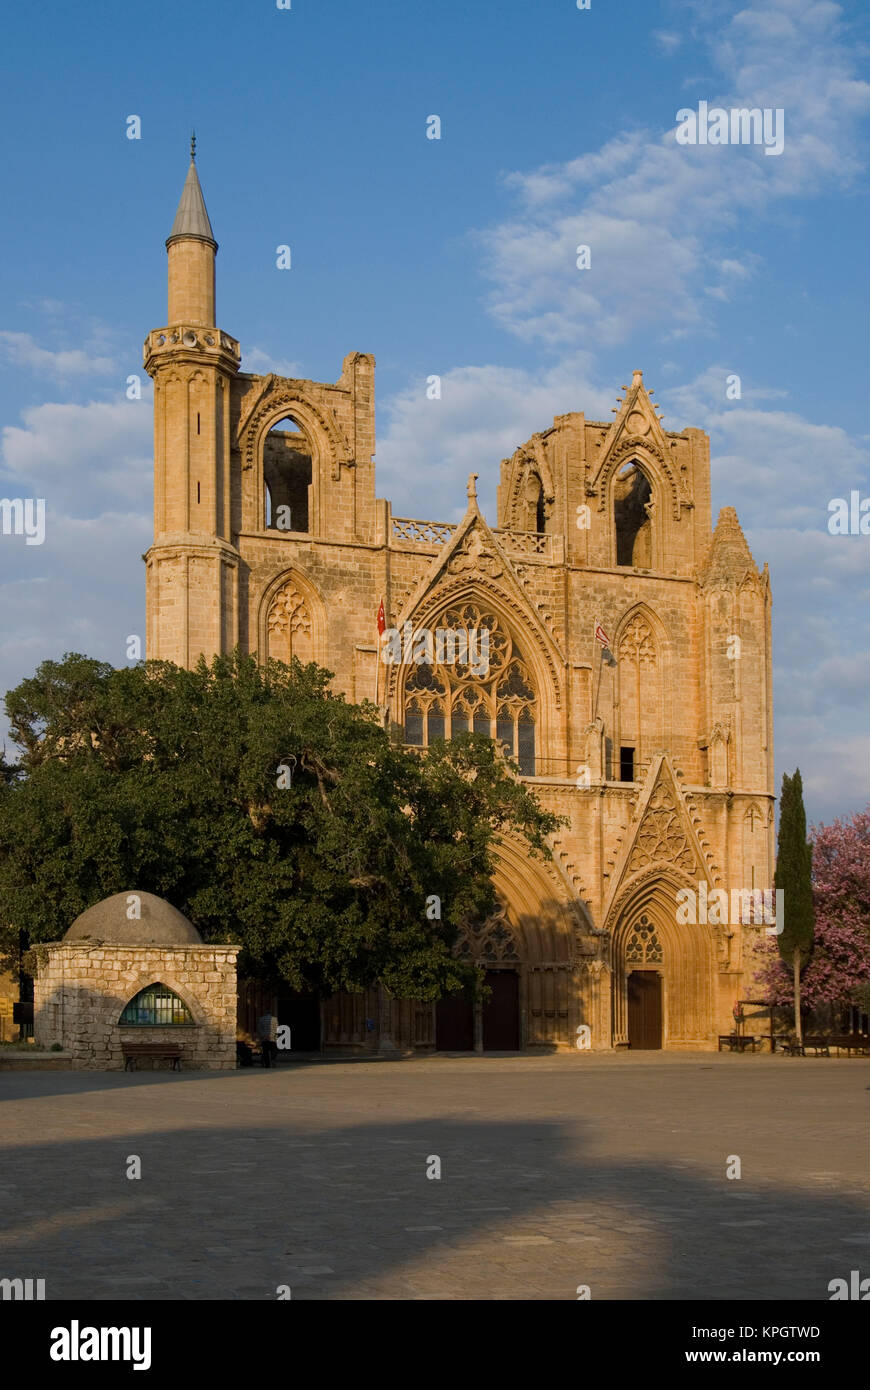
[0, 1053, 867, 1300]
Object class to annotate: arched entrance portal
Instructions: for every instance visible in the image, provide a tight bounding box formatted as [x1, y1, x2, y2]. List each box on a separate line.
[434, 835, 596, 1052]
[611, 884, 715, 1049]
[434, 905, 522, 1051]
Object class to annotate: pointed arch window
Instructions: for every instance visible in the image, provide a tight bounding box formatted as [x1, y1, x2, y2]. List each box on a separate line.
[617, 611, 659, 777]
[402, 605, 536, 775]
[427, 702, 445, 743]
[614, 461, 653, 567]
[266, 577, 314, 666]
[404, 701, 424, 746]
[119, 984, 194, 1026]
[264, 416, 312, 533]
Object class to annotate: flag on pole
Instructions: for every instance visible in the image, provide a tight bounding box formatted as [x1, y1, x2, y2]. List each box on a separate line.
[595, 621, 616, 666]
[377, 598, 386, 636]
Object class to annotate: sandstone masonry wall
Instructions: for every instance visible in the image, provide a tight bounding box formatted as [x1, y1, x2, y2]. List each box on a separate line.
[33, 944, 239, 1070]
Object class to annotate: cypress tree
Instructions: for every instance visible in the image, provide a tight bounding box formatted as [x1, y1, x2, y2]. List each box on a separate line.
[774, 769, 815, 1046]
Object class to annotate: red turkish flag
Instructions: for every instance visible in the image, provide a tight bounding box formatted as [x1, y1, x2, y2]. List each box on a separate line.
[377, 598, 386, 635]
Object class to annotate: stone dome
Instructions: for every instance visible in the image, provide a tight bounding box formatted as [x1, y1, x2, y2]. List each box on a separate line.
[64, 891, 203, 946]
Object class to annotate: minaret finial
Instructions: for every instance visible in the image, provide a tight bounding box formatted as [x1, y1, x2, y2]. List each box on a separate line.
[167, 135, 216, 248]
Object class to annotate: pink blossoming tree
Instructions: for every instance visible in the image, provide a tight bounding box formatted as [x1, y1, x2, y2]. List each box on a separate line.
[754, 808, 870, 1024]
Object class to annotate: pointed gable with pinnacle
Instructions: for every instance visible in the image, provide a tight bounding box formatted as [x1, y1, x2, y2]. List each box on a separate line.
[700, 506, 761, 590]
[596, 368, 669, 465]
[588, 369, 690, 523]
[167, 152, 217, 248]
[383, 473, 567, 708]
[601, 754, 715, 929]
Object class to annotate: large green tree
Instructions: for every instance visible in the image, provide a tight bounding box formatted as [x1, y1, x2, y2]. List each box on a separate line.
[773, 768, 815, 1045]
[0, 651, 561, 1002]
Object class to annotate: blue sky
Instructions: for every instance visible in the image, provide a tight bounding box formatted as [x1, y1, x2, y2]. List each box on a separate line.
[1, 0, 869, 824]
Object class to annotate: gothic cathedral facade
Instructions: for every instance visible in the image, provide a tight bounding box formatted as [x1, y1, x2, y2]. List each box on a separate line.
[145, 150, 775, 1052]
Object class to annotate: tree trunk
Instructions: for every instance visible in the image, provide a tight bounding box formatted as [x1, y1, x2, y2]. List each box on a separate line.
[377, 984, 398, 1055]
[793, 948, 802, 1046]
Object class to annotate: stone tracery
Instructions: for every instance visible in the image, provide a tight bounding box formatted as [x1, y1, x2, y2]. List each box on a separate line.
[456, 903, 521, 963]
[627, 780, 697, 876]
[624, 914, 663, 964]
[266, 579, 313, 664]
[402, 604, 536, 773]
[618, 611, 657, 666]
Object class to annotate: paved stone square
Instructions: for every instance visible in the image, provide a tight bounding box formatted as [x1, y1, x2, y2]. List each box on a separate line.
[0, 1053, 867, 1300]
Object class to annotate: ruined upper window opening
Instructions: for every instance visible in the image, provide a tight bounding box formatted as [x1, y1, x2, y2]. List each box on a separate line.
[522, 472, 547, 533]
[264, 416, 312, 533]
[614, 461, 653, 567]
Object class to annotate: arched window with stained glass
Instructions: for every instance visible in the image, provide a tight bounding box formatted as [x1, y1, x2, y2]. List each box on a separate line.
[402, 604, 537, 775]
[119, 984, 194, 1026]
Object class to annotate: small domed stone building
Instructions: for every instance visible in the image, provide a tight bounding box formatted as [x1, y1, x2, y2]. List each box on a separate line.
[32, 892, 239, 1070]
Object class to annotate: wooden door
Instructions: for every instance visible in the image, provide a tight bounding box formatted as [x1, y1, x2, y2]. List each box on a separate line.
[627, 971, 662, 1050]
[436, 994, 474, 1050]
[482, 970, 520, 1050]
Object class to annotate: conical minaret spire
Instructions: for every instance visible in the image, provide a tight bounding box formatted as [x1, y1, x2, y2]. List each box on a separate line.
[167, 132, 217, 248]
[165, 135, 217, 326]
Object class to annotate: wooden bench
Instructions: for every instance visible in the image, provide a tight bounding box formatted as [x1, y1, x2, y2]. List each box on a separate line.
[780, 1035, 830, 1056]
[830, 1034, 870, 1057]
[718, 1034, 759, 1053]
[122, 1042, 182, 1072]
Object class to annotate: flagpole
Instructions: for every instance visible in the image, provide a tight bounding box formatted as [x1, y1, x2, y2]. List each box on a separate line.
[375, 596, 384, 715]
[593, 636, 604, 722]
[593, 621, 611, 722]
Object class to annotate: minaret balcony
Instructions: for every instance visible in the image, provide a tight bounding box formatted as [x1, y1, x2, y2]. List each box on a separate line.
[143, 325, 240, 373]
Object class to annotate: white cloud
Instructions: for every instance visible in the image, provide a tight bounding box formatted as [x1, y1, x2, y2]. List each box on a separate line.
[479, 206, 707, 346]
[652, 30, 682, 56]
[663, 365, 788, 416]
[656, 368, 870, 531]
[1, 399, 153, 514]
[0, 395, 154, 756]
[244, 347, 305, 378]
[475, 0, 870, 346]
[713, 411, 868, 530]
[0, 329, 118, 379]
[377, 353, 609, 522]
[0, 509, 150, 754]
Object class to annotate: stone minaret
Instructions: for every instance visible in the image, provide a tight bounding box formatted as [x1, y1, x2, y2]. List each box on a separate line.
[144, 137, 242, 664]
